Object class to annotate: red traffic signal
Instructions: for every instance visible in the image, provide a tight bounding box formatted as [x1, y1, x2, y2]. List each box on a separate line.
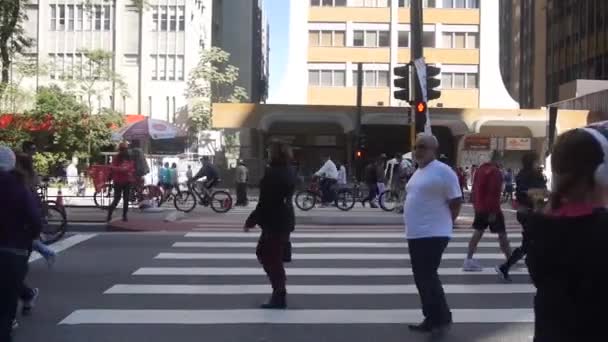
[355, 150, 364, 159]
[415, 101, 427, 113]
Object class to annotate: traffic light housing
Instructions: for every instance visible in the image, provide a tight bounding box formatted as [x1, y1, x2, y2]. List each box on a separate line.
[426, 64, 441, 101]
[414, 100, 427, 133]
[393, 64, 411, 101]
[355, 149, 364, 159]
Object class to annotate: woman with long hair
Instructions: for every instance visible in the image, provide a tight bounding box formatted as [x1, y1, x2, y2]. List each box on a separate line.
[244, 140, 296, 309]
[107, 142, 135, 222]
[526, 124, 608, 341]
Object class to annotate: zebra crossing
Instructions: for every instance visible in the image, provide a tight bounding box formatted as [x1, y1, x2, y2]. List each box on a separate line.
[59, 227, 534, 337]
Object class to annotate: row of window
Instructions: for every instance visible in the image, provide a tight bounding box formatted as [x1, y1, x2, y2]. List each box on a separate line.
[152, 6, 186, 32]
[308, 67, 479, 89]
[309, 30, 478, 49]
[48, 53, 110, 80]
[50, 4, 111, 31]
[310, 0, 478, 8]
[151, 55, 185, 81]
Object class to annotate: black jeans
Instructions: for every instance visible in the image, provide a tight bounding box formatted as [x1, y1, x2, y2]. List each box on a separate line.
[363, 182, 378, 205]
[320, 178, 337, 204]
[0, 252, 28, 342]
[236, 182, 248, 205]
[503, 231, 529, 270]
[108, 183, 131, 220]
[408, 237, 452, 325]
[256, 231, 291, 293]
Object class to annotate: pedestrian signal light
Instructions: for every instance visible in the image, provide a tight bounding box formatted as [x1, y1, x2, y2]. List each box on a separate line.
[415, 101, 426, 113]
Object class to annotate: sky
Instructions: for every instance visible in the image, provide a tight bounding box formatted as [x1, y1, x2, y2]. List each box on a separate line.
[265, 0, 291, 102]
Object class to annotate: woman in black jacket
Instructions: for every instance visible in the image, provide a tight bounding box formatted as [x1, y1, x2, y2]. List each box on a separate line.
[244, 140, 296, 309]
[525, 125, 608, 341]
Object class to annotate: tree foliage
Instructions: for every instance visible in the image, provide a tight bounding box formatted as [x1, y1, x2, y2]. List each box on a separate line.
[185, 47, 248, 134]
[0, 0, 33, 98]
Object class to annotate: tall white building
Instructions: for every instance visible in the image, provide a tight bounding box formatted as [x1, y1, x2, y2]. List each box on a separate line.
[16, 0, 213, 122]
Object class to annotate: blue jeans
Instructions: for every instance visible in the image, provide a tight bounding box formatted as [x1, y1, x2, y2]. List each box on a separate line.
[32, 240, 54, 259]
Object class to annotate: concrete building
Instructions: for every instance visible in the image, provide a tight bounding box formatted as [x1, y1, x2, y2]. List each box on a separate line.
[500, 0, 608, 108]
[212, 0, 269, 103]
[16, 0, 213, 122]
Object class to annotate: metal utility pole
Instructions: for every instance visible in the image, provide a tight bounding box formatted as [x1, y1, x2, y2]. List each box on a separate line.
[410, 0, 424, 150]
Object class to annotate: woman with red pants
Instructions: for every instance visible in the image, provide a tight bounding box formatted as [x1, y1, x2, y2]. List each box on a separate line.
[107, 143, 135, 222]
[244, 140, 296, 309]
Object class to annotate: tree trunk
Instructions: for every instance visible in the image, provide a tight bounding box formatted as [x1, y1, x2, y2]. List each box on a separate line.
[0, 0, 22, 98]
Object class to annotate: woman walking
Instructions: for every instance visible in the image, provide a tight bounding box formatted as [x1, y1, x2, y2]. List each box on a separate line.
[526, 125, 608, 341]
[107, 143, 135, 222]
[244, 140, 296, 309]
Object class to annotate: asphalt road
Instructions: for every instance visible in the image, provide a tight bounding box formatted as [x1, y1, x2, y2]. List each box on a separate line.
[15, 226, 533, 342]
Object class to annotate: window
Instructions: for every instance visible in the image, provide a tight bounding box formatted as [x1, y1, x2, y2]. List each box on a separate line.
[441, 71, 478, 88]
[454, 32, 465, 48]
[309, 69, 346, 87]
[76, 5, 83, 31]
[67, 5, 74, 31]
[169, 6, 177, 31]
[308, 70, 320, 85]
[365, 31, 378, 47]
[309, 31, 319, 46]
[399, 0, 435, 7]
[103, 5, 111, 31]
[94, 5, 102, 30]
[455, 0, 465, 8]
[161, 6, 168, 31]
[58, 5, 65, 30]
[151, 55, 158, 80]
[442, 32, 478, 48]
[422, 31, 435, 47]
[334, 31, 345, 46]
[354, 31, 364, 46]
[378, 31, 390, 47]
[399, 0, 410, 7]
[466, 73, 478, 88]
[321, 31, 332, 46]
[152, 7, 159, 31]
[178, 6, 185, 31]
[50, 5, 57, 30]
[398, 31, 410, 47]
[85, 8, 92, 31]
[159, 55, 166, 80]
[443, 0, 478, 8]
[167, 55, 175, 80]
[335, 0, 346, 5]
[176, 55, 184, 80]
[354, 68, 389, 87]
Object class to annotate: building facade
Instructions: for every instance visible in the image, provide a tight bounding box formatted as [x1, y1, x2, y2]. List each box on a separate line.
[212, 0, 269, 103]
[16, 0, 213, 122]
[500, 0, 608, 108]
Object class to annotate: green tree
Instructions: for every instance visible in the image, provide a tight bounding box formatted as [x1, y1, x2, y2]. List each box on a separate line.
[0, 0, 33, 98]
[185, 47, 248, 135]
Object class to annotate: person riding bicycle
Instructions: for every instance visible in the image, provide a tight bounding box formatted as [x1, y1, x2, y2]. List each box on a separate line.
[190, 156, 220, 196]
[503, 168, 514, 201]
[314, 156, 338, 207]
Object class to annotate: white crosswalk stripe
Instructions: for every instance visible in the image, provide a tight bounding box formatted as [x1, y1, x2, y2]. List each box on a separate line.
[59, 229, 534, 329]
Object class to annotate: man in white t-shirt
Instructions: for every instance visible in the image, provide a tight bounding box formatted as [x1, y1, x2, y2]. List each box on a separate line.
[404, 133, 463, 334]
[315, 156, 338, 206]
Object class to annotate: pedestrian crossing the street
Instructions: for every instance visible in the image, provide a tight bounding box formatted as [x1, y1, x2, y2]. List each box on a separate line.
[59, 228, 534, 335]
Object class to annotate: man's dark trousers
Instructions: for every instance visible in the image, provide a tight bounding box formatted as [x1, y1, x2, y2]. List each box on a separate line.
[408, 237, 452, 325]
[320, 178, 336, 204]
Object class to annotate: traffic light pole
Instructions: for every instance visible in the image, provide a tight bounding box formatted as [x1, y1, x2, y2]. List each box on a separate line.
[410, 0, 424, 151]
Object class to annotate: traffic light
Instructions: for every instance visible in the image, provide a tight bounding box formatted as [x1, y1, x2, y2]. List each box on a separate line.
[357, 133, 368, 150]
[414, 100, 427, 133]
[355, 149, 364, 159]
[393, 64, 411, 101]
[426, 64, 441, 101]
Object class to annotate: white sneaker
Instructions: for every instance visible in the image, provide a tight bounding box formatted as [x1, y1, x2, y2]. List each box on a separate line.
[463, 258, 483, 272]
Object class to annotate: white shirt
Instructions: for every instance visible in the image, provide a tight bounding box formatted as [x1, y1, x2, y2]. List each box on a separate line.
[315, 159, 339, 180]
[403, 160, 462, 239]
[337, 165, 347, 185]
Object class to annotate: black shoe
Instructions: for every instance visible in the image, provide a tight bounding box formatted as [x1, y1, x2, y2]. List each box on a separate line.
[122, 216, 128, 222]
[495, 265, 512, 282]
[260, 291, 287, 309]
[408, 319, 434, 333]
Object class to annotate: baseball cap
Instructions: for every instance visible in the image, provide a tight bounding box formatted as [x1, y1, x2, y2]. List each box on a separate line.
[0, 146, 16, 171]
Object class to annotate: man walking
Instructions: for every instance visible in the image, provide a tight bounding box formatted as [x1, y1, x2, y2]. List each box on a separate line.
[235, 160, 249, 206]
[464, 151, 512, 272]
[404, 134, 462, 333]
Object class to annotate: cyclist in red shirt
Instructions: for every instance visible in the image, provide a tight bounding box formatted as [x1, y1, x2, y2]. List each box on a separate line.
[107, 143, 135, 222]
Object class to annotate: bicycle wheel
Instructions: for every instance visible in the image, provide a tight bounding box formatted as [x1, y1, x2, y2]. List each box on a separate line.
[210, 190, 233, 213]
[40, 205, 67, 245]
[141, 185, 163, 206]
[173, 191, 197, 213]
[93, 184, 113, 209]
[335, 188, 355, 211]
[379, 190, 400, 212]
[295, 191, 316, 211]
